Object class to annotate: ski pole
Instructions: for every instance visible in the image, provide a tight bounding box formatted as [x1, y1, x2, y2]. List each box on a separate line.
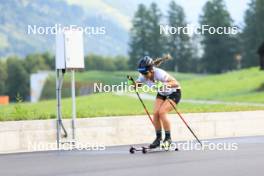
[167, 98, 202, 146]
[127, 75, 154, 126]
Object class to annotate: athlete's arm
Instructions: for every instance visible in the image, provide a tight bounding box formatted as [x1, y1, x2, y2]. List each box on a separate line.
[164, 75, 180, 88]
[156, 68, 180, 89]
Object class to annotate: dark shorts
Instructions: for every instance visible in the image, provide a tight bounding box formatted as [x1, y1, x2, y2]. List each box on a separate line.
[156, 89, 181, 104]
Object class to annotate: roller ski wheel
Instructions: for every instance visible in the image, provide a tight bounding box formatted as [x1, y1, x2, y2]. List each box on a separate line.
[142, 147, 147, 154]
[129, 146, 143, 154]
[129, 146, 136, 154]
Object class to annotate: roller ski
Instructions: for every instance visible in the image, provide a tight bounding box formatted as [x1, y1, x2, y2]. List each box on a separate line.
[129, 138, 178, 154]
[141, 138, 178, 154]
[129, 137, 162, 154]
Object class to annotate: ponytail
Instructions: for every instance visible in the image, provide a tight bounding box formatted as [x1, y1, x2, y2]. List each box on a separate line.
[153, 54, 172, 67]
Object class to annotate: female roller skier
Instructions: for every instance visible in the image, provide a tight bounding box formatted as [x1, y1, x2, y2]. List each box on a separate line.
[129, 56, 181, 149]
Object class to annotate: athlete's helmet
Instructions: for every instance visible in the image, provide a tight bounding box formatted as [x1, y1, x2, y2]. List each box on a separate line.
[137, 56, 154, 74]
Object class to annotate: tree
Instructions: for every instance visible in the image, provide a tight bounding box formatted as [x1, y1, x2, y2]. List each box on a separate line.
[242, 0, 264, 68]
[114, 55, 129, 71]
[255, 0, 264, 42]
[165, 1, 193, 72]
[24, 53, 50, 73]
[85, 54, 118, 71]
[129, 3, 166, 69]
[0, 60, 7, 94]
[200, 0, 238, 73]
[42, 52, 55, 70]
[147, 2, 165, 59]
[6, 57, 29, 101]
[128, 4, 151, 69]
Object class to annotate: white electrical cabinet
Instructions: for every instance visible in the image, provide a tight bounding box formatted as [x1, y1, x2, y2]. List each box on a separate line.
[56, 30, 84, 69]
[55, 29, 85, 149]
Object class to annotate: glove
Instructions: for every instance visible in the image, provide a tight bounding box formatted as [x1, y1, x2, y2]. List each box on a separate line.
[127, 79, 134, 86]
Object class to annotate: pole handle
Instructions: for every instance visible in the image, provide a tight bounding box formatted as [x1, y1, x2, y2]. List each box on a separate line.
[127, 75, 134, 82]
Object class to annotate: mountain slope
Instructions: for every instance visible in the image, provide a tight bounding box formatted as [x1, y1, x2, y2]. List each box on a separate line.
[0, 0, 129, 57]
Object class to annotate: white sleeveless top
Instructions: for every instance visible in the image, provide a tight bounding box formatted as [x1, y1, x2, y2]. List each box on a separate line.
[136, 67, 180, 96]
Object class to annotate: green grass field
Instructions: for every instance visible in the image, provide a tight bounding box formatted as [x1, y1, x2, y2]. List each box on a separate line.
[70, 70, 200, 83]
[61, 68, 264, 103]
[182, 67, 264, 103]
[1, 92, 264, 121]
[1, 67, 264, 121]
[40, 70, 201, 99]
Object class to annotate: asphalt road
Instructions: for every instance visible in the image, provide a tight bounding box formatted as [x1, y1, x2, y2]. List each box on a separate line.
[0, 136, 264, 176]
